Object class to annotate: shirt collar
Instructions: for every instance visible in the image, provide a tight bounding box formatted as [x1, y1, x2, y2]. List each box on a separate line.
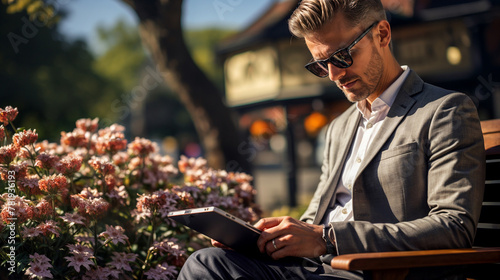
[356, 66, 410, 117]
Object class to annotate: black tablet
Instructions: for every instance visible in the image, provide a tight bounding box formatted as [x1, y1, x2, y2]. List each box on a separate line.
[168, 207, 261, 254]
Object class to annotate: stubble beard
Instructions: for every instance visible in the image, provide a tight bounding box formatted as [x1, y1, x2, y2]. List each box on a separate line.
[339, 47, 384, 103]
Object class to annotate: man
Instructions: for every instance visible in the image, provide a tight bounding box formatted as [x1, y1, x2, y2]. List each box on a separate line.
[178, 0, 485, 279]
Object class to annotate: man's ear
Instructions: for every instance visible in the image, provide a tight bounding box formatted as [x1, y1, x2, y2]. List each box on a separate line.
[377, 20, 392, 48]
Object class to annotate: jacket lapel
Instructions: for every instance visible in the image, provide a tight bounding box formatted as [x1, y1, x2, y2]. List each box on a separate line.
[313, 108, 361, 224]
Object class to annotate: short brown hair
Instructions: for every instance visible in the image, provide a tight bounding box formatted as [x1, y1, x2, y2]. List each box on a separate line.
[288, 0, 387, 38]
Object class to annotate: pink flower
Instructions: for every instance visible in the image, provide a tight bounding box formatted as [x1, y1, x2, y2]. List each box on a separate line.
[88, 156, 116, 176]
[79, 187, 102, 199]
[56, 154, 83, 175]
[36, 220, 61, 237]
[99, 225, 128, 245]
[107, 268, 121, 279]
[227, 171, 254, 184]
[35, 152, 60, 170]
[13, 129, 38, 148]
[18, 175, 41, 196]
[70, 195, 109, 219]
[66, 244, 93, 256]
[0, 125, 5, 140]
[104, 174, 117, 190]
[109, 252, 137, 271]
[76, 118, 99, 133]
[17, 143, 39, 159]
[25, 253, 53, 279]
[33, 140, 60, 154]
[82, 266, 114, 279]
[112, 151, 129, 166]
[136, 190, 179, 219]
[60, 212, 86, 226]
[128, 156, 142, 170]
[95, 134, 127, 155]
[0, 106, 18, 125]
[150, 238, 186, 258]
[75, 232, 98, 246]
[128, 137, 157, 157]
[60, 128, 89, 148]
[30, 252, 51, 264]
[177, 155, 207, 174]
[38, 174, 68, 194]
[107, 185, 129, 205]
[205, 193, 238, 209]
[0, 144, 19, 165]
[64, 253, 94, 273]
[21, 227, 43, 238]
[171, 187, 196, 209]
[32, 199, 55, 220]
[131, 208, 152, 223]
[144, 263, 178, 280]
[0, 194, 33, 224]
[234, 181, 257, 206]
[236, 206, 260, 224]
[0, 161, 27, 181]
[98, 123, 125, 136]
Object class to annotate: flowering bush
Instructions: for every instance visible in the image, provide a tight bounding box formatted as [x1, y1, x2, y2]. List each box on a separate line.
[0, 106, 261, 279]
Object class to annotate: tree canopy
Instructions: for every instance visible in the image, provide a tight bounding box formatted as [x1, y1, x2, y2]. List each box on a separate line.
[2, 0, 250, 172]
[0, 3, 120, 141]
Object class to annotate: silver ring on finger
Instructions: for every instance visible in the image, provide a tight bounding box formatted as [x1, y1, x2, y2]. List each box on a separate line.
[272, 238, 277, 250]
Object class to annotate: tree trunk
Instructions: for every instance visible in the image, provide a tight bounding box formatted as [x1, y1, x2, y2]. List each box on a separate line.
[123, 0, 251, 173]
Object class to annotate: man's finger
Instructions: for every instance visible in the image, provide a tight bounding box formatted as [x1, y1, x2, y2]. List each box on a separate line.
[254, 217, 282, 230]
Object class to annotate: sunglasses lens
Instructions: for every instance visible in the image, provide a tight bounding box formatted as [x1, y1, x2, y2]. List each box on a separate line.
[305, 62, 329, 77]
[330, 49, 352, 68]
[305, 49, 353, 77]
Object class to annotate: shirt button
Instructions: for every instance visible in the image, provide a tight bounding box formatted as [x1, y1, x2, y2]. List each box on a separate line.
[347, 184, 352, 191]
[366, 122, 373, 129]
[342, 208, 348, 215]
[356, 158, 361, 163]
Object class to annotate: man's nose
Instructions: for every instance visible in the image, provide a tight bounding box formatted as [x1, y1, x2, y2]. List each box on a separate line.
[327, 63, 346, 81]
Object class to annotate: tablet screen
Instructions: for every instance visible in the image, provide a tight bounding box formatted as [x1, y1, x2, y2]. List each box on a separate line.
[168, 207, 261, 254]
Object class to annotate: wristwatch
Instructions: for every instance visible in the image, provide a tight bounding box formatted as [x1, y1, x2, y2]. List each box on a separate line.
[322, 224, 336, 255]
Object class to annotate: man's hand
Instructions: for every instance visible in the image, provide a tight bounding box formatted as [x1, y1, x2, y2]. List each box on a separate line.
[254, 216, 326, 260]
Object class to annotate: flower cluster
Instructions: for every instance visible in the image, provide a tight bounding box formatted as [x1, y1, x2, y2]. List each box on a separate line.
[0, 106, 261, 279]
[0, 106, 18, 125]
[26, 253, 53, 279]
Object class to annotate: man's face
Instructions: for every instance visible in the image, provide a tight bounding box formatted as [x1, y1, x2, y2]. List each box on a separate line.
[304, 16, 384, 103]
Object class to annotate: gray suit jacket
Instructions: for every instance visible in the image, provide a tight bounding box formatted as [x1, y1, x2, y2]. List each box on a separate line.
[300, 70, 485, 255]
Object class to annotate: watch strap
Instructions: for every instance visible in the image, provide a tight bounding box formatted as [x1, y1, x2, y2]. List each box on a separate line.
[322, 224, 336, 255]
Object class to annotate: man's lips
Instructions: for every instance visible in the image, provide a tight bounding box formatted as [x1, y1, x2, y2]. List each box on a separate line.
[340, 80, 357, 89]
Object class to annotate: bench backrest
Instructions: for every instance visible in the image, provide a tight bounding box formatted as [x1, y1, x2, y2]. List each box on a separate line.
[467, 119, 500, 279]
[474, 119, 500, 247]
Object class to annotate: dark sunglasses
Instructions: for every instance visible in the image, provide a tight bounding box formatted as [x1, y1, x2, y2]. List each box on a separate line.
[305, 21, 379, 78]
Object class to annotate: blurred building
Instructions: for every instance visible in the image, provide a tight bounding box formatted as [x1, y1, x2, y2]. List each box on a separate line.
[217, 0, 500, 212]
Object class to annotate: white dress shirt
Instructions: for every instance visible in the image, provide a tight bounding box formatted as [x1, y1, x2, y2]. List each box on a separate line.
[323, 66, 411, 224]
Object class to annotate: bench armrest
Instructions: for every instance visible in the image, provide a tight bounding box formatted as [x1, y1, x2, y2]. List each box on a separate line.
[331, 247, 500, 271]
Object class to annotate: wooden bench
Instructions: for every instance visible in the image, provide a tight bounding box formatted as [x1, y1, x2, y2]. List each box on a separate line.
[330, 119, 500, 280]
